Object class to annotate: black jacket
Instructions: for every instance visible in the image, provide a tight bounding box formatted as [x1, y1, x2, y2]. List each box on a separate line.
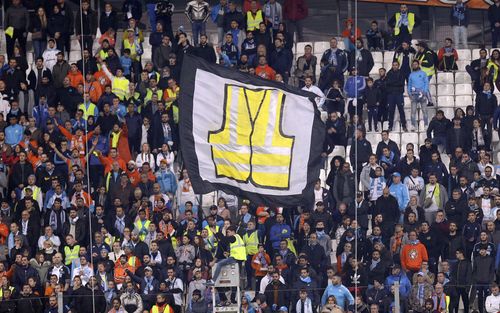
[385, 69, 405, 94]
[451, 258, 472, 285]
[349, 48, 374, 77]
[76, 57, 99, 76]
[99, 11, 118, 33]
[194, 44, 217, 64]
[427, 117, 451, 139]
[475, 92, 498, 116]
[349, 138, 372, 165]
[489, 3, 500, 27]
[472, 254, 495, 284]
[373, 195, 400, 226]
[446, 126, 471, 154]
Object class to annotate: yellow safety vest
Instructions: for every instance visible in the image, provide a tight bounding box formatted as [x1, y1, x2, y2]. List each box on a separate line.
[394, 12, 415, 35]
[204, 225, 219, 248]
[488, 59, 499, 82]
[0, 286, 14, 298]
[208, 86, 293, 189]
[134, 219, 151, 241]
[246, 10, 264, 31]
[145, 88, 163, 103]
[416, 51, 436, 77]
[112, 77, 130, 101]
[151, 304, 173, 313]
[230, 234, 247, 261]
[128, 255, 137, 267]
[64, 245, 80, 265]
[123, 39, 140, 61]
[243, 230, 259, 255]
[78, 102, 97, 120]
[165, 87, 179, 124]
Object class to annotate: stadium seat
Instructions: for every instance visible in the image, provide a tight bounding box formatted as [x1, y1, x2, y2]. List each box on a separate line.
[441, 153, 450, 169]
[372, 52, 383, 63]
[455, 95, 473, 108]
[472, 48, 484, 60]
[437, 96, 455, 108]
[457, 49, 471, 61]
[437, 72, 454, 84]
[314, 41, 329, 54]
[493, 131, 499, 143]
[455, 71, 471, 84]
[330, 146, 346, 159]
[401, 133, 419, 154]
[366, 133, 382, 145]
[388, 133, 401, 146]
[314, 53, 323, 63]
[442, 107, 455, 119]
[418, 132, 428, 146]
[337, 40, 345, 50]
[209, 33, 218, 45]
[429, 75, 437, 85]
[69, 50, 81, 62]
[370, 63, 382, 75]
[456, 60, 468, 71]
[296, 42, 313, 54]
[437, 84, 454, 96]
[455, 83, 473, 95]
[429, 85, 437, 97]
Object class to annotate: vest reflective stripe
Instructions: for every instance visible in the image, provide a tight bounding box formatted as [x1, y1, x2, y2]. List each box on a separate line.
[243, 231, 259, 255]
[134, 220, 151, 240]
[488, 60, 499, 82]
[128, 256, 137, 267]
[64, 245, 80, 265]
[230, 234, 247, 261]
[394, 12, 415, 35]
[78, 103, 97, 120]
[204, 225, 219, 248]
[417, 52, 435, 77]
[113, 77, 129, 100]
[208, 86, 294, 189]
[246, 10, 264, 31]
[151, 304, 173, 313]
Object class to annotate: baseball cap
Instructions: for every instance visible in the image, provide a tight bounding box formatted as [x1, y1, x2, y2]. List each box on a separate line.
[392, 172, 401, 177]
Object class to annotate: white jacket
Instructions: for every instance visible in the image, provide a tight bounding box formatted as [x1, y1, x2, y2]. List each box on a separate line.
[486, 293, 500, 313]
[42, 48, 60, 71]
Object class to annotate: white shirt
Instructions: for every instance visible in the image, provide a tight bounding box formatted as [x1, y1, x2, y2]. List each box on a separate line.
[485, 293, 500, 313]
[37, 234, 61, 250]
[302, 85, 326, 108]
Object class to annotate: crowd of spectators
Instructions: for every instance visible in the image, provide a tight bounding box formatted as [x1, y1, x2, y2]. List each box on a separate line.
[3, 1, 500, 313]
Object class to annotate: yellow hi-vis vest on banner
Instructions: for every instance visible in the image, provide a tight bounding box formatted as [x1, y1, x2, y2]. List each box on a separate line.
[394, 12, 415, 35]
[246, 10, 264, 31]
[243, 230, 259, 255]
[230, 234, 247, 261]
[64, 245, 80, 265]
[208, 86, 294, 189]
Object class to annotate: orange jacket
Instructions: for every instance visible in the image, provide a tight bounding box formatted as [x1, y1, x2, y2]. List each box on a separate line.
[400, 242, 428, 271]
[341, 27, 362, 44]
[85, 80, 103, 104]
[114, 260, 135, 285]
[251, 252, 271, 277]
[109, 124, 132, 162]
[66, 71, 84, 88]
[256, 65, 276, 81]
[0, 222, 8, 244]
[98, 154, 126, 174]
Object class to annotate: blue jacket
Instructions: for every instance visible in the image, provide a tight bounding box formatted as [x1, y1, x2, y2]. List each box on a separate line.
[33, 103, 49, 128]
[155, 169, 178, 194]
[89, 135, 109, 166]
[321, 284, 354, 309]
[5, 124, 23, 146]
[408, 69, 429, 94]
[269, 223, 291, 249]
[385, 273, 411, 298]
[344, 76, 366, 99]
[389, 182, 410, 211]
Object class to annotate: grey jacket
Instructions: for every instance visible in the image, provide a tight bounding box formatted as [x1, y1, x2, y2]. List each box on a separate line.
[5, 4, 29, 30]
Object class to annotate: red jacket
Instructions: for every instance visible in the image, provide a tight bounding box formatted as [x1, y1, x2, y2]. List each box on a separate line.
[283, 0, 308, 21]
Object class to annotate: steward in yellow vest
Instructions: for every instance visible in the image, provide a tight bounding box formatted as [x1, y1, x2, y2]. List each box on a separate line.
[415, 42, 436, 78]
[242, 220, 259, 256]
[150, 294, 173, 313]
[246, 9, 264, 31]
[388, 5, 420, 47]
[228, 228, 246, 261]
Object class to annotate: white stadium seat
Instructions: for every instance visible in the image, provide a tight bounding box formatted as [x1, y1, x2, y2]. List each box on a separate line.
[442, 107, 455, 119]
[401, 133, 419, 153]
[429, 85, 437, 97]
[455, 71, 471, 84]
[366, 133, 382, 145]
[437, 96, 455, 107]
[455, 83, 473, 95]
[296, 42, 313, 54]
[372, 51, 383, 63]
[472, 48, 484, 60]
[388, 133, 401, 146]
[438, 84, 454, 96]
[314, 41, 329, 54]
[437, 72, 454, 84]
[370, 63, 382, 75]
[455, 95, 473, 108]
[429, 75, 437, 85]
[419, 132, 428, 145]
[457, 49, 471, 61]
[337, 40, 345, 50]
[456, 60, 468, 71]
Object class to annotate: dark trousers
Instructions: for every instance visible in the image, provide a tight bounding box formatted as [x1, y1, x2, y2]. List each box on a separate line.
[387, 93, 406, 129]
[493, 27, 500, 48]
[455, 286, 470, 313]
[80, 34, 94, 52]
[476, 285, 489, 313]
[56, 34, 71, 55]
[6, 28, 27, 58]
[245, 255, 254, 289]
[367, 107, 379, 130]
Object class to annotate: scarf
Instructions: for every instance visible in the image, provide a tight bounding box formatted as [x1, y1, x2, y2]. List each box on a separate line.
[432, 293, 446, 311]
[370, 259, 380, 270]
[295, 298, 313, 313]
[299, 276, 312, 284]
[409, 239, 420, 245]
[397, 12, 409, 27]
[484, 90, 492, 99]
[427, 184, 441, 207]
